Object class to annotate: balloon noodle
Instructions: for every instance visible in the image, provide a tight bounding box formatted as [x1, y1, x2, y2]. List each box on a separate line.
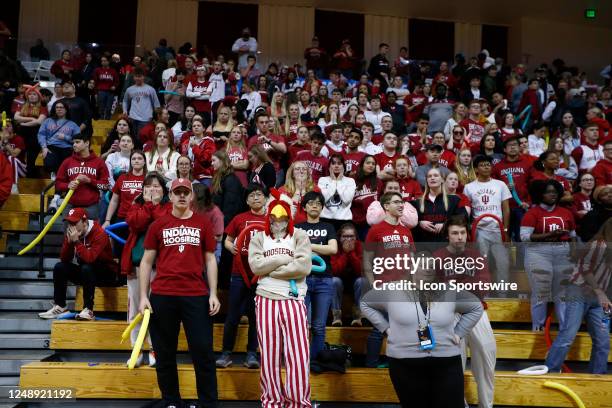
[18, 185, 78, 256]
[543, 381, 586, 408]
[507, 173, 524, 207]
[121, 312, 144, 344]
[127, 308, 150, 370]
[104, 221, 128, 245]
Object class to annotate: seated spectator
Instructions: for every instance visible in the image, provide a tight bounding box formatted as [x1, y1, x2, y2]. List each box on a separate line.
[38, 208, 119, 320]
[0, 119, 25, 194]
[544, 218, 612, 374]
[101, 118, 133, 161]
[366, 179, 418, 228]
[459, 100, 486, 148]
[579, 185, 612, 242]
[170, 105, 196, 146]
[342, 127, 365, 177]
[105, 134, 134, 188]
[319, 153, 356, 231]
[54, 133, 109, 219]
[211, 150, 245, 226]
[548, 136, 577, 181]
[443, 103, 467, 141]
[296, 132, 328, 183]
[217, 184, 267, 369]
[521, 179, 576, 331]
[330, 223, 364, 327]
[573, 172, 594, 223]
[279, 161, 319, 224]
[499, 111, 522, 141]
[145, 130, 180, 181]
[38, 100, 81, 180]
[282, 103, 303, 143]
[444, 172, 471, 215]
[591, 140, 612, 186]
[14, 86, 47, 177]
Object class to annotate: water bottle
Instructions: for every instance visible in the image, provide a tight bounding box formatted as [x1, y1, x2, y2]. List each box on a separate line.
[603, 310, 611, 330]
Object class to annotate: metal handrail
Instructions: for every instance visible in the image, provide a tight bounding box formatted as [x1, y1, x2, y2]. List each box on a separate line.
[38, 181, 56, 278]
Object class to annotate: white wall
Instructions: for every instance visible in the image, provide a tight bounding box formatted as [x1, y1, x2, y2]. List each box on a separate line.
[363, 14, 409, 62]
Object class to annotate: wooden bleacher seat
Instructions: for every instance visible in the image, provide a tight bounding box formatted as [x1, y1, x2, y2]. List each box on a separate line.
[49, 320, 612, 362]
[77, 287, 535, 322]
[19, 362, 612, 407]
[0, 211, 30, 230]
[2, 194, 45, 212]
[17, 178, 54, 195]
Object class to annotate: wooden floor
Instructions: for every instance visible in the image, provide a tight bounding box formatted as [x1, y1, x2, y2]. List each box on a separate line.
[19, 363, 612, 407]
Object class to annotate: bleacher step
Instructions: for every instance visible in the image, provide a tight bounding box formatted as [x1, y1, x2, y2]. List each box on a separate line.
[0, 313, 52, 333]
[0, 257, 58, 271]
[0, 334, 50, 349]
[0, 282, 74, 298]
[0, 270, 52, 280]
[18, 234, 64, 246]
[29, 220, 64, 232]
[0, 299, 72, 312]
[0, 350, 53, 376]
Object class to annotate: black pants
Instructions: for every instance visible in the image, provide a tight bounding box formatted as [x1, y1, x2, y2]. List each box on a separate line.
[149, 294, 218, 407]
[388, 355, 464, 408]
[53, 261, 118, 310]
[44, 146, 73, 174]
[19, 125, 41, 177]
[222, 275, 257, 352]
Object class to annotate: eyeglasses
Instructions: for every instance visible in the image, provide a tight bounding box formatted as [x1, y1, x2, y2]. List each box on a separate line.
[389, 200, 404, 205]
[453, 131, 463, 135]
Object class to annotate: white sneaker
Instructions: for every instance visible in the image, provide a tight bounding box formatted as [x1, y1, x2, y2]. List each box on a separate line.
[38, 305, 68, 319]
[11, 184, 19, 194]
[48, 195, 60, 214]
[75, 308, 94, 321]
[148, 350, 156, 367]
[50, 172, 56, 181]
[126, 352, 144, 367]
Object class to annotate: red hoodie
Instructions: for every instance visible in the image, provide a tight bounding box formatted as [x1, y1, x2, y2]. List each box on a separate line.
[56, 152, 110, 207]
[331, 239, 363, 279]
[93, 67, 119, 92]
[181, 136, 216, 181]
[0, 154, 12, 208]
[60, 220, 118, 273]
[592, 158, 612, 186]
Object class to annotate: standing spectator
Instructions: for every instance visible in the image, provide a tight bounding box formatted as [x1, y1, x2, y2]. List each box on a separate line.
[424, 83, 454, 134]
[318, 154, 356, 231]
[14, 87, 47, 177]
[211, 150, 245, 226]
[123, 68, 160, 137]
[225, 126, 249, 186]
[145, 130, 180, 181]
[459, 101, 487, 148]
[351, 155, 381, 237]
[518, 79, 543, 122]
[103, 150, 145, 229]
[366, 179, 419, 230]
[571, 122, 604, 173]
[464, 155, 511, 283]
[60, 80, 92, 137]
[93, 56, 119, 120]
[138, 178, 220, 408]
[368, 43, 390, 82]
[333, 39, 356, 79]
[104, 134, 134, 188]
[101, 118, 133, 160]
[29, 39, 50, 61]
[164, 68, 187, 126]
[521, 179, 576, 331]
[548, 136, 578, 181]
[38, 208, 119, 320]
[591, 140, 612, 186]
[297, 191, 338, 361]
[171, 105, 196, 145]
[50, 50, 77, 81]
[415, 144, 451, 187]
[443, 103, 467, 142]
[0, 119, 25, 194]
[530, 151, 574, 203]
[573, 172, 595, 221]
[0, 153, 11, 209]
[304, 36, 328, 78]
[232, 27, 258, 70]
[186, 65, 213, 126]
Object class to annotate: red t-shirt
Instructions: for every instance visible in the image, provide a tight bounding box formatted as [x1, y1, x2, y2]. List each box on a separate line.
[352, 179, 382, 225]
[375, 151, 400, 171]
[572, 192, 592, 218]
[365, 220, 414, 282]
[403, 93, 428, 124]
[459, 119, 486, 146]
[398, 177, 422, 201]
[112, 173, 144, 218]
[225, 144, 248, 186]
[296, 150, 328, 183]
[4, 135, 26, 162]
[224, 211, 266, 275]
[343, 150, 366, 177]
[416, 150, 455, 169]
[529, 170, 572, 194]
[247, 133, 285, 172]
[144, 212, 216, 296]
[288, 142, 311, 163]
[521, 205, 575, 242]
[492, 156, 533, 208]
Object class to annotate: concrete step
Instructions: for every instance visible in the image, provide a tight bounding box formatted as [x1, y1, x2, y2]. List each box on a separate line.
[0, 333, 50, 349]
[0, 299, 73, 312]
[0, 282, 74, 299]
[5, 245, 61, 256]
[18, 234, 64, 246]
[29, 219, 64, 233]
[0, 312, 53, 333]
[0, 257, 58, 271]
[0, 350, 53, 376]
[0, 270, 52, 280]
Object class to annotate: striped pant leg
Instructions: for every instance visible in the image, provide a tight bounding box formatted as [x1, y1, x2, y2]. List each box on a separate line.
[280, 299, 311, 408]
[256, 296, 285, 408]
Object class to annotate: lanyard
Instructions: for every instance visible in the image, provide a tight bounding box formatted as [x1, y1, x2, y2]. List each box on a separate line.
[414, 301, 431, 330]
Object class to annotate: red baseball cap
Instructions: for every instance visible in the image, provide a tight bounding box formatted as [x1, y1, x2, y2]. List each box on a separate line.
[64, 207, 88, 223]
[170, 178, 193, 193]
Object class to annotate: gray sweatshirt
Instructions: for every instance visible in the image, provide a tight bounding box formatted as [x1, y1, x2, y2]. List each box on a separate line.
[122, 84, 160, 122]
[361, 289, 483, 359]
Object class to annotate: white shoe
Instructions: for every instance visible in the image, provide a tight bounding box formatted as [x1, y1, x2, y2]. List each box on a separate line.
[11, 184, 19, 194]
[50, 172, 56, 181]
[48, 195, 60, 214]
[75, 308, 94, 321]
[148, 350, 156, 367]
[38, 305, 68, 319]
[126, 352, 144, 368]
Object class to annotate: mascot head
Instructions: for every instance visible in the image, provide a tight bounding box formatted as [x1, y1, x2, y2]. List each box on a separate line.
[266, 188, 294, 238]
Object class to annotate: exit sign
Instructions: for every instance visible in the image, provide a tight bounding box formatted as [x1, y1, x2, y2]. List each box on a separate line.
[585, 8, 596, 18]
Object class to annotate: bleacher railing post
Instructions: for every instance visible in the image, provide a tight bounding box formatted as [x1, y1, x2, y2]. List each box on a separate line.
[38, 181, 55, 278]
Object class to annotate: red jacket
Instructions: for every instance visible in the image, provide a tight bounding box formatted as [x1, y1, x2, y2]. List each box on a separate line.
[0, 153, 12, 208]
[60, 221, 118, 273]
[330, 240, 363, 279]
[56, 152, 110, 207]
[518, 89, 541, 118]
[181, 136, 216, 181]
[592, 159, 612, 186]
[120, 201, 172, 274]
[50, 59, 78, 81]
[93, 67, 119, 92]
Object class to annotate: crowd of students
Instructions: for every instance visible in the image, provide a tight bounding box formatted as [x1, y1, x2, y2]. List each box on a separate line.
[0, 32, 611, 408]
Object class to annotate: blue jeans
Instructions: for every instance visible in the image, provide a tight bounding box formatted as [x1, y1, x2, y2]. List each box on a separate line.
[366, 311, 388, 367]
[98, 91, 114, 119]
[222, 275, 258, 353]
[305, 276, 334, 360]
[331, 276, 364, 310]
[545, 284, 610, 374]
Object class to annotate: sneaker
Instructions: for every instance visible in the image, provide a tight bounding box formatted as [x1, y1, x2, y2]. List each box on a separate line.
[38, 305, 68, 319]
[11, 184, 19, 195]
[215, 351, 232, 368]
[331, 309, 342, 327]
[239, 315, 249, 325]
[50, 172, 56, 181]
[127, 352, 144, 368]
[244, 352, 260, 369]
[75, 308, 94, 321]
[148, 350, 157, 367]
[350, 318, 363, 327]
[48, 195, 60, 214]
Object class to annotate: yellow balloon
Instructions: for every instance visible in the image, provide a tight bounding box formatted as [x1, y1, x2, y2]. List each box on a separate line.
[128, 308, 150, 370]
[120, 313, 143, 344]
[543, 381, 586, 408]
[18, 187, 77, 256]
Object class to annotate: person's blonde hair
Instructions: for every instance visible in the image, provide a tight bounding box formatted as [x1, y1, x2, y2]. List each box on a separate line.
[283, 161, 315, 196]
[270, 91, 287, 120]
[419, 167, 449, 213]
[212, 105, 234, 133]
[454, 148, 476, 186]
[283, 103, 302, 136]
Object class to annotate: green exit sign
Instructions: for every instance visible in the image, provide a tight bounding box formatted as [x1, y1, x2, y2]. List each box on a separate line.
[585, 8, 596, 18]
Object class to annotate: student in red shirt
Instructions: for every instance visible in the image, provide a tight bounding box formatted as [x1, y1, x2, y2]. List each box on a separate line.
[0, 119, 25, 193]
[404, 81, 428, 127]
[224, 126, 249, 186]
[93, 55, 119, 119]
[296, 132, 328, 183]
[573, 172, 594, 220]
[248, 112, 287, 183]
[591, 140, 612, 186]
[342, 127, 366, 177]
[529, 151, 573, 204]
[459, 100, 486, 148]
[287, 125, 311, 163]
[395, 157, 422, 201]
[139, 178, 220, 408]
[375, 132, 400, 180]
[38, 208, 119, 321]
[217, 184, 267, 369]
